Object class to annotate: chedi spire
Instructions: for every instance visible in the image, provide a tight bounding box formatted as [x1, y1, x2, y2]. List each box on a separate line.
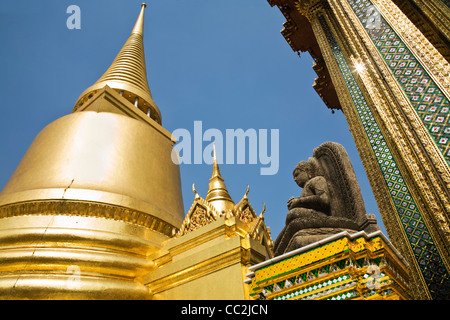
[205, 144, 235, 214]
[73, 3, 161, 124]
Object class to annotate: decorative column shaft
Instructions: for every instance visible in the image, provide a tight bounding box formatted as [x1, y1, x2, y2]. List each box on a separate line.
[287, 0, 450, 299]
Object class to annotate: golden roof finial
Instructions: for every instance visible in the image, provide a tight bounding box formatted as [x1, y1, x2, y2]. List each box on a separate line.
[205, 143, 235, 213]
[192, 183, 200, 199]
[73, 3, 162, 124]
[131, 3, 147, 35]
[211, 143, 221, 179]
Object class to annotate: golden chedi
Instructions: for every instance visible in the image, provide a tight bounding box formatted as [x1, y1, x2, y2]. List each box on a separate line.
[0, 4, 184, 299]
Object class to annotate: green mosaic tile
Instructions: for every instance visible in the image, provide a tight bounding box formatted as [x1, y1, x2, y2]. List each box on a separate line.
[318, 14, 450, 299]
[326, 290, 358, 300]
[288, 276, 297, 285]
[347, 0, 450, 164]
[272, 274, 353, 300]
[264, 284, 274, 293]
[298, 272, 307, 283]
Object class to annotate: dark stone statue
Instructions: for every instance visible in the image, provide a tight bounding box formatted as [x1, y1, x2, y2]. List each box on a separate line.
[274, 142, 380, 256]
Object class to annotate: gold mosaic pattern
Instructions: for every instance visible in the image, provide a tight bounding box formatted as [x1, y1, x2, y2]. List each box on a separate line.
[248, 234, 410, 300]
[253, 238, 349, 284]
[347, 0, 450, 164]
[317, 13, 450, 299]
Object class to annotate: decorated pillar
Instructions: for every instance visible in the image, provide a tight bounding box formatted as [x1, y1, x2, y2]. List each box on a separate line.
[269, 0, 450, 299]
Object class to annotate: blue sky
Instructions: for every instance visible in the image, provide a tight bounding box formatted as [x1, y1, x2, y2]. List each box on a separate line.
[0, 0, 386, 240]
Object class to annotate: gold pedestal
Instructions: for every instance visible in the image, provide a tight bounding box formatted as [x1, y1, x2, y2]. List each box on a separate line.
[246, 231, 411, 300]
[144, 216, 270, 300]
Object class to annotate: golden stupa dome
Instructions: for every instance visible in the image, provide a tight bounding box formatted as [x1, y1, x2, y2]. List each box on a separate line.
[0, 2, 183, 230]
[0, 4, 183, 299]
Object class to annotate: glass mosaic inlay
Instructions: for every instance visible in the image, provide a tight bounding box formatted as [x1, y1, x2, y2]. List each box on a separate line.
[318, 15, 450, 299]
[272, 274, 356, 300]
[347, 0, 450, 165]
[255, 253, 407, 300]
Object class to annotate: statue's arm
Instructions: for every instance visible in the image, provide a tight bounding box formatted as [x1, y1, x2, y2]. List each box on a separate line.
[287, 177, 330, 211]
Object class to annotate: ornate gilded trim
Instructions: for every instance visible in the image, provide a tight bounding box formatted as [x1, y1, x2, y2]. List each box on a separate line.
[375, 0, 450, 93]
[392, 0, 450, 61]
[0, 200, 178, 237]
[295, 0, 329, 20]
[345, 0, 450, 165]
[338, 0, 450, 277]
[246, 231, 411, 300]
[176, 196, 219, 236]
[314, 13, 450, 299]
[331, 0, 450, 241]
[413, 0, 450, 45]
[176, 187, 274, 257]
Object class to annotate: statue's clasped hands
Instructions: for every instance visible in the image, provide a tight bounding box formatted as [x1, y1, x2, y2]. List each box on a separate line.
[287, 197, 300, 210]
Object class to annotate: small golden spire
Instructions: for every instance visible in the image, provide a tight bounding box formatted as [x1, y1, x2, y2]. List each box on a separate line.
[131, 3, 147, 35]
[211, 143, 221, 179]
[205, 144, 235, 213]
[74, 3, 162, 124]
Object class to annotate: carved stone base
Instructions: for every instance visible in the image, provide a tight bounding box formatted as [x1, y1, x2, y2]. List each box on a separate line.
[285, 228, 359, 252]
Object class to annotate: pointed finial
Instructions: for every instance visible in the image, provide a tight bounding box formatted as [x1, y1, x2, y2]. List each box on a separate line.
[192, 183, 200, 199]
[260, 202, 266, 216]
[132, 3, 147, 36]
[211, 143, 221, 179]
[73, 3, 162, 124]
[205, 143, 234, 213]
[244, 185, 250, 199]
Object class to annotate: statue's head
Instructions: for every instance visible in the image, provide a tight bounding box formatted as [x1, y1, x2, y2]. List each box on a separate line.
[293, 159, 319, 188]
